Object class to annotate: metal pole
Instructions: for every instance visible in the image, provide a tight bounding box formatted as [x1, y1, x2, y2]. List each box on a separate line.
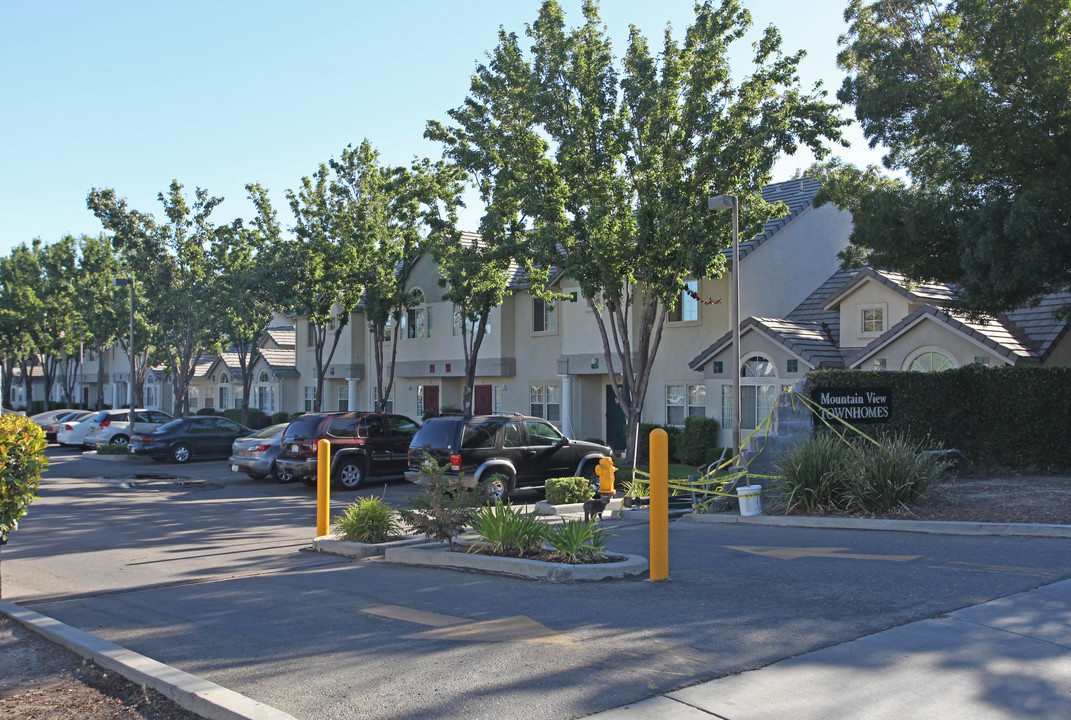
[649, 428, 669, 581]
[731, 200, 744, 470]
[129, 278, 135, 435]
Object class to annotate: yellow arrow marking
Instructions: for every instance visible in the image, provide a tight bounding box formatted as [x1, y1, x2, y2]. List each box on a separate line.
[727, 546, 922, 562]
[360, 605, 572, 645]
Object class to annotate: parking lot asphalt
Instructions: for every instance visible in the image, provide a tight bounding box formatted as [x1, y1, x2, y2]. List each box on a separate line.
[2, 448, 1070, 719]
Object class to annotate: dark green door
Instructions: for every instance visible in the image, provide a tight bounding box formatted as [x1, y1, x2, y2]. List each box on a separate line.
[605, 385, 627, 451]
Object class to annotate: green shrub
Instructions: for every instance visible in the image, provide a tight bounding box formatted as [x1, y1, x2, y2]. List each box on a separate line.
[333, 496, 402, 543]
[224, 407, 267, 428]
[271, 411, 290, 425]
[843, 434, 948, 512]
[638, 423, 681, 463]
[471, 501, 549, 556]
[808, 366, 1071, 470]
[677, 416, 721, 466]
[96, 443, 130, 456]
[398, 460, 487, 550]
[1, 415, 48, 544]
[776, 433, 850, 511]
[545, 476, 595, 505]
[776, 432, 948, 513]
[546, 519, 609, 563]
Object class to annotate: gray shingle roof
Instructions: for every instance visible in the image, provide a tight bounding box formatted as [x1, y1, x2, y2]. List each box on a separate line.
[688, 316, 844, 371]
[727, 177, 823, 263]
[1003, 292, 1071, 358]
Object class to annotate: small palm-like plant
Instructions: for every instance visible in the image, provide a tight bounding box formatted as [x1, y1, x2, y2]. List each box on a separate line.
[333, 496, 402, 543]
[546, 519, 609, 563]
[470, 501, 549, 556]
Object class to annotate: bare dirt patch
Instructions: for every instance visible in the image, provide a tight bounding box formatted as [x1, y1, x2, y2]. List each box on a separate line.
[0, 617, 203, 720]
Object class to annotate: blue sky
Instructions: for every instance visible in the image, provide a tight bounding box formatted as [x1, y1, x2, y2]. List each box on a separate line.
[0, 0, 886, 256]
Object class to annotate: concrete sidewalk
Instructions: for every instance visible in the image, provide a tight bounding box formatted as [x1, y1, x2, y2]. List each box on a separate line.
[590, 578, 1071, 719]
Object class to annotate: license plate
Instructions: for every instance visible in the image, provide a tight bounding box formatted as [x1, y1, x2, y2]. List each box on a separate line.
[290, 444, 299, 452]
[231, 464, 239, 472]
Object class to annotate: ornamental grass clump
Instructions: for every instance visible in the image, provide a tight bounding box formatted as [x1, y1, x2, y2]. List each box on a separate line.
[333, 496, 402, 544]
[546, 519, 609, 563]
[470, 501, 548, 556]
[842, 434, 949, 512]
[776, 432, 851, 511]
[776, 432, 949, 514]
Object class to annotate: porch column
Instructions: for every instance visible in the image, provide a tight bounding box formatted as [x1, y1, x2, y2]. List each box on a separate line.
[559, 373, 575, 439]
[347, 378, 358, 412]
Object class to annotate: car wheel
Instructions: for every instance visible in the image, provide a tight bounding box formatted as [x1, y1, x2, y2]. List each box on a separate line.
[111, 435, 129, 446]
[334, 459, 365, 490]
[484, 472, 514, 502]
[272, 462, 295, 484]
[171, 444, 192, 464]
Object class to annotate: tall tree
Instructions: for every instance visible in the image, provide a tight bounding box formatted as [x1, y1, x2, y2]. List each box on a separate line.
[0, 244, 42, 410]
[211, 184, 285, 425]
[330, 143, 460, 413]
[284, 163, 363, 413]
[70, 234, 125, 410]
[828, 0, 1071, 315]
[435, 0, 845, 457]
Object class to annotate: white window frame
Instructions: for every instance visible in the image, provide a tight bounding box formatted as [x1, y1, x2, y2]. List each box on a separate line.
[533, 297, 557, 334]
[666, 384, 706, 427]
[860, 303, 887, 335]
[668, 279, 699, 324]
[304, 386, 315, 413]
[529, 384, 561, 423]
[338, 385, 348, 412]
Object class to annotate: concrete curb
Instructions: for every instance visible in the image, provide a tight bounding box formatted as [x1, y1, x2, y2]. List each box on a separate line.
[533, 498, 625, 516]
[0, 600, 297, 720]
[680, 511, 1071, 538]
[312, 534, 427, 558]
[383, 542, 649, 581]
[81, 451, 135, 462]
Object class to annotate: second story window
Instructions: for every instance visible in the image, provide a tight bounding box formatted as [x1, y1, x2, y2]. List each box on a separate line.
[533, 297, 557, 333]
[668, 280, 699, 323]
[861, 305, 885, 334]
[405, 290, 431, 339]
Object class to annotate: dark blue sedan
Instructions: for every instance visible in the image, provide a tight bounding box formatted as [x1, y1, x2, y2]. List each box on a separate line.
[130, 416, 252, 463]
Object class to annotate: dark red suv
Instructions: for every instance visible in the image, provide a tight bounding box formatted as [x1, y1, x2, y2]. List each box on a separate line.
[276, 412, 421, 489]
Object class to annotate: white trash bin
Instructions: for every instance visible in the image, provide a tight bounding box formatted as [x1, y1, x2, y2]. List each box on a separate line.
[736, 484, 763, 516]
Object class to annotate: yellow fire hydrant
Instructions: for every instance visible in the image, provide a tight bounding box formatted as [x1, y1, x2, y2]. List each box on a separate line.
[595, 455, 617, 496]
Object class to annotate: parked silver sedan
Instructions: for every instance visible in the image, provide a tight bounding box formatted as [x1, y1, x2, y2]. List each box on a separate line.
[229, 423, 292, 483]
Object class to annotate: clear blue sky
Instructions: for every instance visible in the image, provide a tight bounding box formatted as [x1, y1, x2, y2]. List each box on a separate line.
[0, 0, 886, 256]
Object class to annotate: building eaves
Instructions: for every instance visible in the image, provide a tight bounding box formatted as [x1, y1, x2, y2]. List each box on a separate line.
[822, 267, 955, 312]
[724, 177, 822, 265]
[688, 316, 844, 371]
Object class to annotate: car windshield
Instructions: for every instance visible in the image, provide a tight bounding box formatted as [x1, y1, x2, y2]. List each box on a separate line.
[284, 416, 322, 441]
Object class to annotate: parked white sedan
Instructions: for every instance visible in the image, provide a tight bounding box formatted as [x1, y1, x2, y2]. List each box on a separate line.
[56, 414, 98, 448]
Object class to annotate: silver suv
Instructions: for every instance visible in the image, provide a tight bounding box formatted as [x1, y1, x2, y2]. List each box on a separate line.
[84, 408, 173, 448]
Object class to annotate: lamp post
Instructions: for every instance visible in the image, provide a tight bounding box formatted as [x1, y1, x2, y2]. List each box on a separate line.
[114, 277, 135, 437]
[707, 195, 745, 472]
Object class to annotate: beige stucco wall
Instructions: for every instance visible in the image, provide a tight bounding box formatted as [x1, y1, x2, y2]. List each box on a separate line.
[1043, 334, 1071, 367]
[860, 317, 1010, 370]
[837, 281, 914, 349]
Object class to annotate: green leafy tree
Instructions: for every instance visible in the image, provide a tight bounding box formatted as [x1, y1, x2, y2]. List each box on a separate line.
[436, 0, 845, 458]
[826, 0, 1071, 315]
[0, 243, 44, 410]
[211, 184, 286, 426]
[284, 163, 364, 412]
[70, 234, 125, 410]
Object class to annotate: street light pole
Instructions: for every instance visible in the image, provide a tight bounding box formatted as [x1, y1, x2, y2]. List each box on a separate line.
[72, 326, 84, 408]
[114, 277, 135, 437]
[707, 195, 745, 472]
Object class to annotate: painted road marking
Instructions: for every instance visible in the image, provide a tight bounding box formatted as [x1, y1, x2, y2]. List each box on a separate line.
[362, 604, 467, 627]
[727, 546, 923, 562]
[360, 605, 572, 645]
[927, 562, 1063, 578]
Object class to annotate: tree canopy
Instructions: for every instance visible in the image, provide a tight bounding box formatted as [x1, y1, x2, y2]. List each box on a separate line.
[825, 0, 1071, 315]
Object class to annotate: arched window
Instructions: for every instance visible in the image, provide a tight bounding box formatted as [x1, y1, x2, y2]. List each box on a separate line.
[742, 355, 776, 377]
[258, 371, 269, 383]
[219, 373, 228, 384]
[405, 288, 431, 339]
[909, 351, 955, 372]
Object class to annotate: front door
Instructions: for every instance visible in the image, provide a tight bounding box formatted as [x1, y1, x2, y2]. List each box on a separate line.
[474, 384, 492, 414]
[605, 385, 626, 452]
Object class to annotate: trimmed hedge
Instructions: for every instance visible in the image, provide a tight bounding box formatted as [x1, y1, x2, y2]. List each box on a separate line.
[1, 415, 48, 544]
[677, 416, 721, 466]
[807, 366, 1071, 471]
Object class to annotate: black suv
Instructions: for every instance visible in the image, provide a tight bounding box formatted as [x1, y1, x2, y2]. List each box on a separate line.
[405, 412, 612, 500]
[276, 412, 421, 489]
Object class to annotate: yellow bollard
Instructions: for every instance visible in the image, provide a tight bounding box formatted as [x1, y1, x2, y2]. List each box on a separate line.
[316, 438, 330, 537]
[649, 428, 669, 581]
